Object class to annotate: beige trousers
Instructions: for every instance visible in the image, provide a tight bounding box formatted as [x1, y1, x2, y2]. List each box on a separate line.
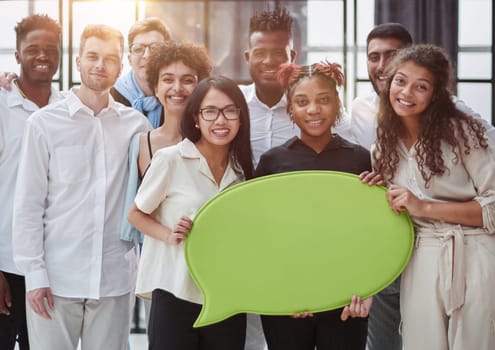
[26, 293, 133, 350]
[401, 232, 495, 350]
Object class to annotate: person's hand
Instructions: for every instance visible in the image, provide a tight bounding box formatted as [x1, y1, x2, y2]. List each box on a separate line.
[0, 272, 12, 315]
[166, 216, 193, 245]
[340, 296, 372, 321]
[291, 311, 314, 319]
[359, 171, 386, 186]
[27, 287, 54, 320]
[386, 185, 424, 216]
[0, 72, 17, 91]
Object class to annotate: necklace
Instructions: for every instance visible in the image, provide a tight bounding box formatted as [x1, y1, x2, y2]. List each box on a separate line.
[13, 80, 28, 99]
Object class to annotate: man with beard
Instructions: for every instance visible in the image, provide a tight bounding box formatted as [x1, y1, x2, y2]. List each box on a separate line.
[0, 14, 63, 350]
[351, 23, 494, 150]
[12, 24, 150, 350]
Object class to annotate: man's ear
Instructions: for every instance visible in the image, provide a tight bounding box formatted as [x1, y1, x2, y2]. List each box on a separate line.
[244, 50, 250, 64]
[75, 56, 81, 72]
[15, 51, 20, 64]
[290, 49, 296, 63]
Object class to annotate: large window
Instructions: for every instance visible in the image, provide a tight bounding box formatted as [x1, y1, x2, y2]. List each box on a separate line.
[457, 0, 493, 123]
[0, 0, 492, 123]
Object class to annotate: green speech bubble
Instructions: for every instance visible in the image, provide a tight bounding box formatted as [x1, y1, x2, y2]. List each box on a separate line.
[185, 171, 413, 328]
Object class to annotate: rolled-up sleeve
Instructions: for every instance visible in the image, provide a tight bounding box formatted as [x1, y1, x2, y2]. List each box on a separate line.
[12, 119, 50, 291]
[462, 134, 495, 233]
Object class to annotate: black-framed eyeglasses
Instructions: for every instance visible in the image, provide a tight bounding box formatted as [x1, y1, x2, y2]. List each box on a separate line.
[130, 42, 162, 56]
[199, 106, 241, 121]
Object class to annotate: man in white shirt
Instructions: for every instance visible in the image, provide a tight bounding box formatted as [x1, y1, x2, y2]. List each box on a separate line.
[240, 6, 297, 166]
[350, 22, 495, 350]
[12, 24, 150, 350]
[0, 14, 63, 350]
[239, 7, 297, 350]
[240, 6, 352, 166]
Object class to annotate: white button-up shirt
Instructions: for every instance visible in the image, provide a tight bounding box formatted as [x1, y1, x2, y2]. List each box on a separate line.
[0, 84, 63, 275]
[350, 92, 495, 151]
[239, 83, 299, 165]
[13, 90, 151, 298]
[135, 139, 244, 304]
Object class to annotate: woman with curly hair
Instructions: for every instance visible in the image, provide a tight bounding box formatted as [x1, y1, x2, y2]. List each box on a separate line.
[255, 61, 382, 350]
[373, 44, 495, 350]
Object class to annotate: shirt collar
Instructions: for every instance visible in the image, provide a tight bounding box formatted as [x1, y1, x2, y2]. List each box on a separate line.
[67, 88, 120, 118]
[178, 138, 243, 186]
[6, 82, 61, 110]
[244, 83, 287, 109]
[178, 138, 202, 159]
[287, 134, 354, 152]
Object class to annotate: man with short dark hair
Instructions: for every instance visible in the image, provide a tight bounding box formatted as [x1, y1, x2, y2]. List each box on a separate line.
[240, 7, 298, 349]
[0, 14, 63, 350]
[240, 6, 297, 166]
[12, 24, 150, 350]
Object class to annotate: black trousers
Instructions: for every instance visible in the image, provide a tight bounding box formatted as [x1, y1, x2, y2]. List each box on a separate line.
[148, 289, 246, 350]
[261, 309, 367, 350]
[0, 271, 29, 350]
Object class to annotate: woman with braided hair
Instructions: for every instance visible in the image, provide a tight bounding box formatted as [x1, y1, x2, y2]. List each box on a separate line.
[373, 44, 495, 350]
[255, 61, 382, 350]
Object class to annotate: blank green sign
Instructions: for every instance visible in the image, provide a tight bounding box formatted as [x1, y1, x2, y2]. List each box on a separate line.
[186, 171, 414, 327]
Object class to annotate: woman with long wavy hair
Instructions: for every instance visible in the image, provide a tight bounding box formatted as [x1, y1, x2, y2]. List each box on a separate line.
[373, 44, 495, 350]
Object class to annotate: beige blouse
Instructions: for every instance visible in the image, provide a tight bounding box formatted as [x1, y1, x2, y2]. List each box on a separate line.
[373, 125, 495, 313]
[134, 139, 243, 304]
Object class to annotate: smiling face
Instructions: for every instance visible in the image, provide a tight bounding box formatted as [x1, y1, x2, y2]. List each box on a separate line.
[15, 29, 60, 85]
[196, 88, 241, 150]
[244, 30, 295, 97]
[154, 60, 198, 116]
[389, 60, 434, 123]
[290, 76, 340, 147]
[367, 37, 406, 94]
[76, 36, 122, 93]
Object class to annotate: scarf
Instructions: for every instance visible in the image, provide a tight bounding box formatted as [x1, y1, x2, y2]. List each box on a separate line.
[114, 70, 163, 128]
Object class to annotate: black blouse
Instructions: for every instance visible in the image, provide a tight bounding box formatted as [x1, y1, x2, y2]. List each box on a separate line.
[255, 135, 371, 177]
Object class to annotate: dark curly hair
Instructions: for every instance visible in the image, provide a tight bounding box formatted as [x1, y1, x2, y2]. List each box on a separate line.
[145, 41, 212, 91]
[249, 5, 293, 35]
[15, 14, 61, 50]
[373, 44, 487, 186]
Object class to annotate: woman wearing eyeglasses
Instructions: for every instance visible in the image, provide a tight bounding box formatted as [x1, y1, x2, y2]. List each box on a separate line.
[119, 41, 212, 344]
[128, 76, 254, 350]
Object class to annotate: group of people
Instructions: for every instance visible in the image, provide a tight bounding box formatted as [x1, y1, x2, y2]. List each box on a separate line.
[0, 5, 494, 350]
